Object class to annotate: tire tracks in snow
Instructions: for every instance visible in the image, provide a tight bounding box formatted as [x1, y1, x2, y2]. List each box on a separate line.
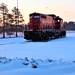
[0, 42, 15, 45]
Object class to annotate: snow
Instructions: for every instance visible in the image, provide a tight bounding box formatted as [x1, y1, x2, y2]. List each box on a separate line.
[0, 31, 75, 75]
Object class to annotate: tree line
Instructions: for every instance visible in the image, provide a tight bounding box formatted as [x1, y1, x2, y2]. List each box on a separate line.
[64, 21, 75, 30]
[0, 3, 25, 38]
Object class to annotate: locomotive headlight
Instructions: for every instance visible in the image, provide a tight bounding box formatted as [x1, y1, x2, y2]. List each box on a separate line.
[58, 20, 60, 22]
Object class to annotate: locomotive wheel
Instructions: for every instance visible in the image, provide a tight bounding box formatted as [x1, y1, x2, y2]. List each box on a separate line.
[43, 35, 49, 41]
[31, 37, 37, 41]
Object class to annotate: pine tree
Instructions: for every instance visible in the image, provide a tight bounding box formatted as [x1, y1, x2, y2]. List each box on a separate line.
[12, 7, 25, 37]
[0, 3, 8, 38]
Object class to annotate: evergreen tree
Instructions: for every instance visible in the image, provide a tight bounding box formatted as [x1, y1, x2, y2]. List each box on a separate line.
[0, 3, 8, 38]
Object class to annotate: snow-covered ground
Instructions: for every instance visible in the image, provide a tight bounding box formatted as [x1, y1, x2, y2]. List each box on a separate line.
[0, 31, 75, 75]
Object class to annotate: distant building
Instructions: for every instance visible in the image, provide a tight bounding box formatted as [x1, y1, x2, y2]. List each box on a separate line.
[64, 21, 75, 30]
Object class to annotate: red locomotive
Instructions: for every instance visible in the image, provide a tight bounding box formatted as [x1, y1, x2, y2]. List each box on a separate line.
[24, 12, 66, 41]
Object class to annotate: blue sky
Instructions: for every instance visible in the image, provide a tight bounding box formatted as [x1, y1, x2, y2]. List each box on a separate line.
[0, 0, 75, 23]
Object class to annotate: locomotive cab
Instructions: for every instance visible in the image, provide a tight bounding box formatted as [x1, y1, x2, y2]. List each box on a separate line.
[29, 13, 40, 31]
[54, 16, 62, 29]
[54, 16, 66, 37]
